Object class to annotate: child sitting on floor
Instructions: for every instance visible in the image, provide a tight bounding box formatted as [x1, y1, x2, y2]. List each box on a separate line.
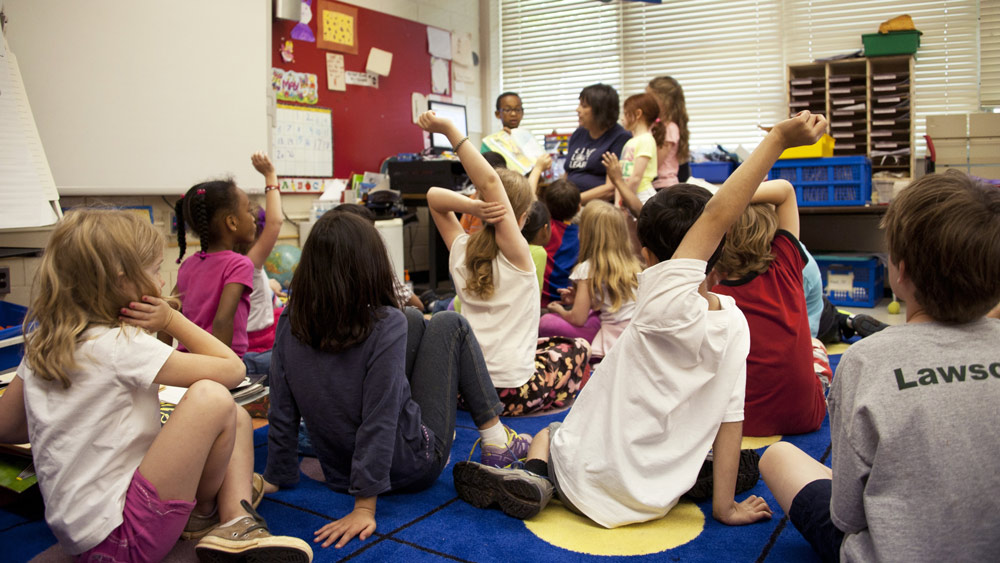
[421, 111, 590, 416]
[540, 200, 640, 357]
[711, 180, 827, 436]
[262, 210, 532, 550]
[0, 209, 310, 561]
[760, 170, 1000, 562]
[450, 111, 827, 526]
[540, 178, 583, 306]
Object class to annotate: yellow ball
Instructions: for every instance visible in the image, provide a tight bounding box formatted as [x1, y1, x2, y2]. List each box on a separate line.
[887, 301, 901, 315]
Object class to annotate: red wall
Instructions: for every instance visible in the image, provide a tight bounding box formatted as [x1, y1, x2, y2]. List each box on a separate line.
[272, 3, 432, 177]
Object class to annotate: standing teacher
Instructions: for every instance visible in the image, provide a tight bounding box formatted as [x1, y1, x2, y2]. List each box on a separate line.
[565, 84, 631, 204]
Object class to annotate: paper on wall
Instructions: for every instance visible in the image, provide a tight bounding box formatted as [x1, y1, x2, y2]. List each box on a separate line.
[326, 52, 346, 91]
[427, 27, 452, 59]
[430, 57, 450, 95]
[411, 92, 428, 123]
[345, 71, 378, 88]
[451, 31, 473, 67]
[453, 62, 475, 84]
[366, 47, 393, 77]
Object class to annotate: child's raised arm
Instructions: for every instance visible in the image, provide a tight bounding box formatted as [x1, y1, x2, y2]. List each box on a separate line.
[674, 111, 825, 263]
[246, 152, 282, 269]
[426, 188, 505, 250]
[419, 111, 533, 271]
[750, 179, 799, 239]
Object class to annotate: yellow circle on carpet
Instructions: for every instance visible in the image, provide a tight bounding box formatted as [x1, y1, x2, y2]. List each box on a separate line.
[742, 435, 782, 449]
[523, 500, 704, 556]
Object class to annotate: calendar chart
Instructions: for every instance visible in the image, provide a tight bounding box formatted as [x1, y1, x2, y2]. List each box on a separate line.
[274, 105, 333, 177]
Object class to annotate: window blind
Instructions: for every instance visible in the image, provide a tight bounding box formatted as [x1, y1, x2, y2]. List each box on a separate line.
[982, 1, 1000, 108]
[498, 0, 624, 138]
[496, 0, 985, 153]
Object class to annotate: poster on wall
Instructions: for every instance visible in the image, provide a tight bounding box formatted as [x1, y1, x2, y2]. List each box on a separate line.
[272, 68, 319, 104]
[326, 53, 346, 91]
[273, 104, 333, 177]
[317, 1, 359, 55]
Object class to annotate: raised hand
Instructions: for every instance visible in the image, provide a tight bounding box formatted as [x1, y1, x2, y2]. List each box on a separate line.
[251, 151, 275, 176]
[771, 111, 828, 150]
[417, 111, 454, 136]
[601, 152, 624, 185]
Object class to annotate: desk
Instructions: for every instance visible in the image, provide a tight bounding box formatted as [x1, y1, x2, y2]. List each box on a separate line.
[387, 160, 469, 290]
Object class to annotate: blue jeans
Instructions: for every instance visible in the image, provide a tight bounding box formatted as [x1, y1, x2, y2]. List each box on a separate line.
[243, 350, 271, 385]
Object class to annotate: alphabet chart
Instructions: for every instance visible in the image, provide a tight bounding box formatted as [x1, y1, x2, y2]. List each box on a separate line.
[273, 104, 333, 177]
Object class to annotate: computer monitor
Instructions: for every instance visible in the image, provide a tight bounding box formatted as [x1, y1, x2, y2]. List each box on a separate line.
[427, 100, 468, 152]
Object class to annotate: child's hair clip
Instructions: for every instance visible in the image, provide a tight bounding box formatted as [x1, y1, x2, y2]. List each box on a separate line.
[196, 188, 206, 195]
[654, 117, 661, 123]
[178, 194, 185, 200]
[176, 257, 183, 264]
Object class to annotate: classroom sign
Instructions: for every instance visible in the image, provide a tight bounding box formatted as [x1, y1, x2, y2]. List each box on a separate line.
[272, 68, 319, 105]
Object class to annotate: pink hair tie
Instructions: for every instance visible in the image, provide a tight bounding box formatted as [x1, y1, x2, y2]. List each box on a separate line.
[196, 188, 206, 195]
[176, 257, 183, 264]
[654, 118, 661, 123]
[178, 194, 185, 200]
[198, 250, 207, 259]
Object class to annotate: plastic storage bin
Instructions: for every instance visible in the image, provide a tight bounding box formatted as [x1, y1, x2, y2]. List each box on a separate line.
[815, 255, 884, 308]
[862, 30, 922, 57]
[689, 161, 736, 183]
[768, 156, 872, 207]
[0, 302, 27, 371]
[779, 134, 835, 160]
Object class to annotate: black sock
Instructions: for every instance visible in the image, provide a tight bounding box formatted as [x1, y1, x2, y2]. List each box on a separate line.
[524, 459, 549, 478]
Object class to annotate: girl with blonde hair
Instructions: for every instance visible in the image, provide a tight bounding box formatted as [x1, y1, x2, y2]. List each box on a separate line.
[0, 208, 310, 561]
[421, 111, 591, 416]
[541, 200, 641, 357]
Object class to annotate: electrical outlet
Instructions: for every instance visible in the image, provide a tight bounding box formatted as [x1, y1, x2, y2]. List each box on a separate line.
[0, 267, 10, 295]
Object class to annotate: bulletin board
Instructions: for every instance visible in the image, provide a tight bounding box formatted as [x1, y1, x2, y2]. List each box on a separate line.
[272, 2, 433, 178]
[274, 105, 334, 177]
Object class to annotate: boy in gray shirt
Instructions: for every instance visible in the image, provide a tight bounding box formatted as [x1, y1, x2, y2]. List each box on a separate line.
[760, 170, 1000, 562]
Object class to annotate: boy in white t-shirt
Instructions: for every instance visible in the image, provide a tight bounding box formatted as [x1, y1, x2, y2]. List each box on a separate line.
[452, 111, 827, 527]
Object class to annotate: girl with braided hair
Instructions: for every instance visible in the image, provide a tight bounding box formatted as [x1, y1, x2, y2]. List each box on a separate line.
[173, 159, 261, 361]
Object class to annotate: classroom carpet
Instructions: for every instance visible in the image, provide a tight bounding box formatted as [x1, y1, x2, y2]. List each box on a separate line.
[1, 355, 842, 563]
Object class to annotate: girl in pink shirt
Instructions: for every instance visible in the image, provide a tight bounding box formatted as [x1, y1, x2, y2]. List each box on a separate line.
[646, 76, 690, 190]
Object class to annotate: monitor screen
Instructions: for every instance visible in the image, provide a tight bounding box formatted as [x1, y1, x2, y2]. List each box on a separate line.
[428, 100, 468, 151]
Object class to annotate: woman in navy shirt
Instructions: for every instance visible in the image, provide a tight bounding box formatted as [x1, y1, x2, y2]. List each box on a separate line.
[564, 84, 631, 203]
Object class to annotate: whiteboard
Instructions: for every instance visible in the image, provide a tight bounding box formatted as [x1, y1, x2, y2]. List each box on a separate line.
[274, 105, 334, 177]
[0, 37, 59, 229]
[3, 0, 271, 196]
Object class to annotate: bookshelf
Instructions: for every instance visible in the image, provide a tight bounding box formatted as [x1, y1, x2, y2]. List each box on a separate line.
[787, 56, 915, 179]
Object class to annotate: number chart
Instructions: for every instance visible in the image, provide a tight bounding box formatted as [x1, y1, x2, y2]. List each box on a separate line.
[273, 104, 333, 177]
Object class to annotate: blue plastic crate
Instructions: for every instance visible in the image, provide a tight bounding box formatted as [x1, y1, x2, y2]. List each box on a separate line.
[768, 156, 872, 206]
[690, 161, 736, 183]
[0, 302, 27, 371]
[815, 255, 884, 308]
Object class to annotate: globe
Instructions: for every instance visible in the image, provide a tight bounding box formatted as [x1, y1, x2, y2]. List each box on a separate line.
[265, 244, 301, 288]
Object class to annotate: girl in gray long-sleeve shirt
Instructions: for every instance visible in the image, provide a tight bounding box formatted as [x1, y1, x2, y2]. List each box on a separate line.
[263, 211, 532, 550]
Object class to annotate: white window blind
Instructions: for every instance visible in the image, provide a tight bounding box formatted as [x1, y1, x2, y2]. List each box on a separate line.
[499, 0, 624, 137]
[983, 1, 1000, 108]
[496, 0, 985, 152]
[782, 0, 981, 152]
[620, 1, 786, 150]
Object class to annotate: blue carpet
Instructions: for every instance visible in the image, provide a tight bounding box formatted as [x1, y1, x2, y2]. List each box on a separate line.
[1, 355, 843, 562]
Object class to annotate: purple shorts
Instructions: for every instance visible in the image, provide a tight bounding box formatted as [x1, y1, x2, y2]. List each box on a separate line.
[76, 469, 195, 563]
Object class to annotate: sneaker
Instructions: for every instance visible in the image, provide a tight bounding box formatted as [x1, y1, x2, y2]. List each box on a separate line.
[182, 473, 265, 541]
[476, 425, 532, 468]
[849, 314, 889, 338]
[452, 461, 553, 520]
[194, 500, 312, 563]
[684, 449, 761, 502]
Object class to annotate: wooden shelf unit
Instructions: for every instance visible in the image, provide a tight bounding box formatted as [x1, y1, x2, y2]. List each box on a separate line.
[787, 56, 915, 179]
